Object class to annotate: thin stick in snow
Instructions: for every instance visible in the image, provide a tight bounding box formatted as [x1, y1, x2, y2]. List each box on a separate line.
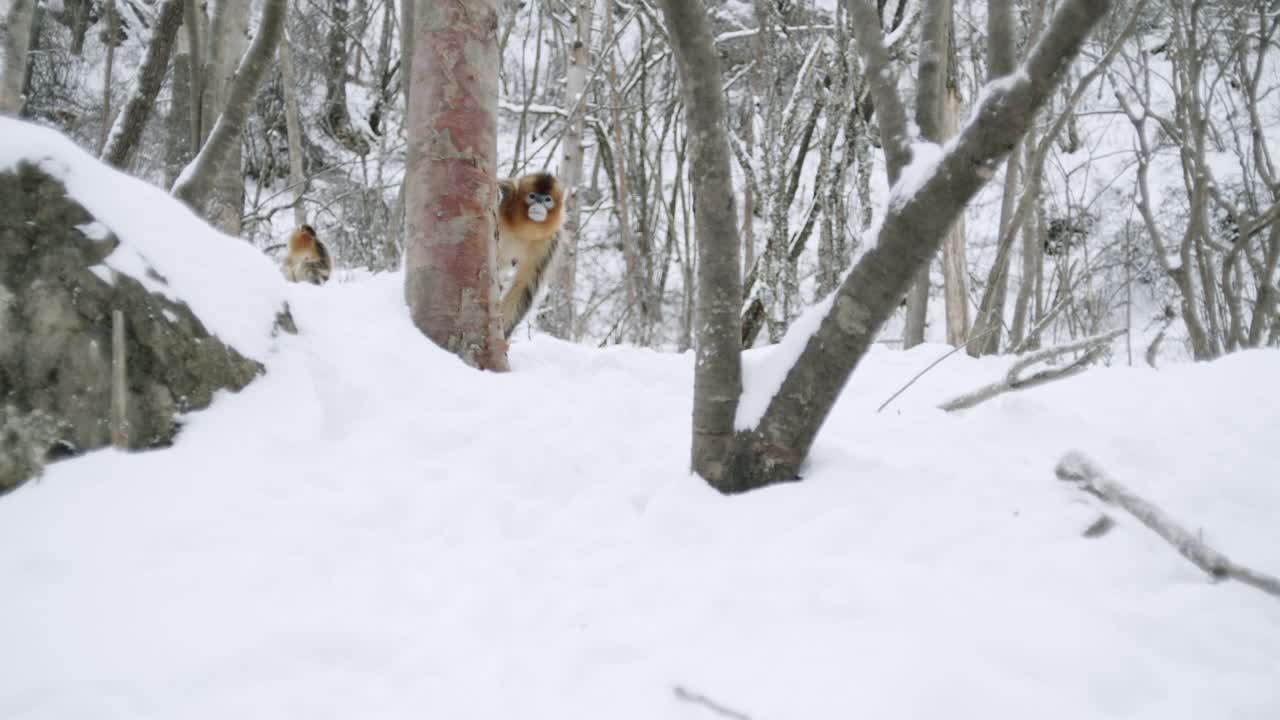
[938, 328, 1123, 412]
[672, 685, 754, 720]
[1056, 451, 1280, 600]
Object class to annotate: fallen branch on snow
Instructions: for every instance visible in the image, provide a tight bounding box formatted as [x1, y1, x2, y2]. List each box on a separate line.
[1055, 451, 1280, 600]
[938, 328, 1124, 412]
[673, 685, 754, 720]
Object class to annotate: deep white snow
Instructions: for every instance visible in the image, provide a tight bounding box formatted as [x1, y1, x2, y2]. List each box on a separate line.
[3, 123, 1280, 720]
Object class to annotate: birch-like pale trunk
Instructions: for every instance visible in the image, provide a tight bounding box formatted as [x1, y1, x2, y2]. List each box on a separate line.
[403, 0, 507, 371]
[669, 0, 1111, 492]
[172, 0, 286, 214]
[195, 0, 250, 233]
[0, 0, 36, 115]
[902, 0, 952, 348]
[941, 85, 969, 346]
[101, 0, 186, 170]
[279, 31, 307, 227]
[541, 0, 594, 339]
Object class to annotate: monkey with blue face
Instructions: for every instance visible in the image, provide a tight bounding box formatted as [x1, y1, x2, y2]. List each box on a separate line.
[496, 172, 565, 338]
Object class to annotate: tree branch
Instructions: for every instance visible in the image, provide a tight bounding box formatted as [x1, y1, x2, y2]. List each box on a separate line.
[1056, 451, 1280, 600]
[101, 0, 186, 170]
[938, 328, 1122, 412]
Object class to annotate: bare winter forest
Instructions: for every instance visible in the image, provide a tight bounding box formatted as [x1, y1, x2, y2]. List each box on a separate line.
[4, 0, 1277, 360]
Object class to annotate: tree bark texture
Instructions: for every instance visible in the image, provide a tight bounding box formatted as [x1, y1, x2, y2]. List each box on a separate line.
[902, 0, 953, 348]
[941, 86, 969, 346]
[99, 0, 117, 153]
[655, 0, 743, 488]
[101, 0, 186, 170]
[541, 0, 594, 339]
[403, 0, 508, 371]
[717, 0, 1112, 491]
[165, 30, 195, 187]
[0, 0, 36, 116]
[279, 30, 308, 227]
[171, 0, 286, 215]
[324, 0, 371, 155]
[198, 0, 250, 234]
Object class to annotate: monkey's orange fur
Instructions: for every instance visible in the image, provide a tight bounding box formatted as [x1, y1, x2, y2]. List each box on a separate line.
[496, 173, 565, 338]
[282, 224, 332, 285]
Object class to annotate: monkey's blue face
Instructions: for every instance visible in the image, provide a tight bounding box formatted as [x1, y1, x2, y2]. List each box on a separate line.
[525, 192, 556, 222]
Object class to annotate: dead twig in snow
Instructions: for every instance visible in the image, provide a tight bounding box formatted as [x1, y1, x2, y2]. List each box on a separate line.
[1056, 451, 1280, 600]
[938, 328, 1124, 412]
[673, 685, 754, 720]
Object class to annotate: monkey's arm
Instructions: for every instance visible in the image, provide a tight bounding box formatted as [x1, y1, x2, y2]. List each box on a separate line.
[499, 232, 560, 338]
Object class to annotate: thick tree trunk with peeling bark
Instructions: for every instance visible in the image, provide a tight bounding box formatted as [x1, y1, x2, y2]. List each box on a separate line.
[101, 0, 186, 170]
[0, 0, 36, 116]
[172, 0, 285, 214]
[666, 0, 1111, 492]
[656, 0, 743, 486]
[403, 0, 507, 371]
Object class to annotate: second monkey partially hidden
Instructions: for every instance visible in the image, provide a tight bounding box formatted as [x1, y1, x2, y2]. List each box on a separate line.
[497, 172, 565, 338]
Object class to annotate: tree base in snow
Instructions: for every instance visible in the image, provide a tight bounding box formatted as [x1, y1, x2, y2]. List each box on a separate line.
[0, 163, 272, 493]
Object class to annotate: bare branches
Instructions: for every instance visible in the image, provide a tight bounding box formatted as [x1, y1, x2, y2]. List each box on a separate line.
[940, 328, 1122, 412]
[1056, 452, 1280, 600]
[846, 0, 912, 182]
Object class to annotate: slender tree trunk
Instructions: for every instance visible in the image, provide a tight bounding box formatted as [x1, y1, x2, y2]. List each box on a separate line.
[541, 0, 594, 339]
[183, 0, 205, 152]
[1009, 137, 1042, 347]
[605, 3, 641, 343]
[99, 0, 118, 153]
[198, 0, 250, 234]
[403, 0, 507, 371]
[172, 0, 286, 214]
[324, 0, 370, 154]
[969, 141, 1021, 355]
[655, 0, 743, 486]
[0, 0, 36, 116]
[280, 30, 308, 227]
[101, 0, 187, 170]
[941, 86, 969, 346]
[903, 0, 953, 348]
[165, 30, 195, 187]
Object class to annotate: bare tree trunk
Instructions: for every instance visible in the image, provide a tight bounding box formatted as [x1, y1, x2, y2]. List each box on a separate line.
[172, 0, 286, 214]
[541, 0, 594, 339]
[655, 0, 743, 486]
[279, 30, 308, 227]
[605, 3, 642, 344]
[101, 0, 186, 170]
[324, 0, 371, 155]
[0, 0, 36, 116]
[197, 0, 250, 234]
[941, 86, 969, 346]
[403, 0, 507, 371]
[1009, 136, 1042, 347]
[674, 0, 1110, 492]
[183, 0, 205, 152]
[903, 0, 953, 348]
[969, 141, 1021, 355]
[99, 0, 118, 153]
[165, 30, 195, 187]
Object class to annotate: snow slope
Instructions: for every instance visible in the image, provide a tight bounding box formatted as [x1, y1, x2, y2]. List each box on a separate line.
[2, 265, 1279, 719]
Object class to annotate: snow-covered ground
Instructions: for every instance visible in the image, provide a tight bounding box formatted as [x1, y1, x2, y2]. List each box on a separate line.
[2, 262, 1279, 718]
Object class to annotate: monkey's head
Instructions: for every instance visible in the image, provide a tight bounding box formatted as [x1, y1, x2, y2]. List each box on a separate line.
[288, 224, 318, 252]
[501, 173, 565, 230]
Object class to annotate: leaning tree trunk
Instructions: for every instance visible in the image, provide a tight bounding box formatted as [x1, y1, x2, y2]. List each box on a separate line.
[0, 0, 36, 115]
[101, 0, 186, 170]
[171, 0, 285, 214]
[403, 0, 508, 371]
[665, 0, 1111, 492]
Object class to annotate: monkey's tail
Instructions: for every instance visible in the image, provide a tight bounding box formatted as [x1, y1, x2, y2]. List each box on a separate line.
[502, 232, 560, 339]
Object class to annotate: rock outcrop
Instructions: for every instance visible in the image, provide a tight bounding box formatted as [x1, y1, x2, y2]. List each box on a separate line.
[0, 162, 270, 493]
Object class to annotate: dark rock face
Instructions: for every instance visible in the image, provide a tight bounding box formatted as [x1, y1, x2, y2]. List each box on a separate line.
[0, 163, 266, 493]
